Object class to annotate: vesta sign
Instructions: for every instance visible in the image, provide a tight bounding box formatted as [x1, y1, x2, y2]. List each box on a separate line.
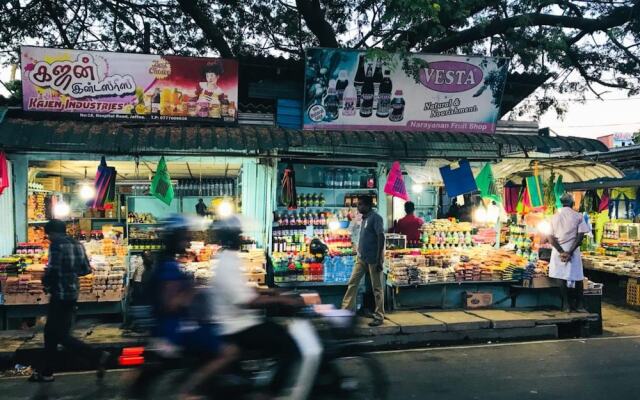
[419, 61, 483, 93]
[303, 48, 508, 133]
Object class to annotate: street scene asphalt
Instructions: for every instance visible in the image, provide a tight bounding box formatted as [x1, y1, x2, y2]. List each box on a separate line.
[2, 334, 640, 400]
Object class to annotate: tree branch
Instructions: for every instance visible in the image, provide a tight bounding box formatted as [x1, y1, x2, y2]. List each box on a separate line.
[607, 29, 640, 66]
[295, 0, 339, 47]
[43, 0, 74, 47]
[393, 0, 501, 50]
[175, 0, 234, 57]
[422, 2, 640, 53]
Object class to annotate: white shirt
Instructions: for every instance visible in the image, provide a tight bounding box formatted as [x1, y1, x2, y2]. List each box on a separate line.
[209, 250, 262, 335]
[549, 207, 591, 281]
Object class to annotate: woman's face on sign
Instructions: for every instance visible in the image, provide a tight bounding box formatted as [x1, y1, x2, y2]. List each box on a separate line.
[206, 72, 219, 84]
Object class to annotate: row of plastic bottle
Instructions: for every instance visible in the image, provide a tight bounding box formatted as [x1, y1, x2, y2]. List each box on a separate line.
[323, 256, 355, 283]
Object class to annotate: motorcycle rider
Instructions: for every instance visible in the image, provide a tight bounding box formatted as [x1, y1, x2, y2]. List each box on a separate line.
[129, 215, 237, 399]
[209, 216, 303, 399]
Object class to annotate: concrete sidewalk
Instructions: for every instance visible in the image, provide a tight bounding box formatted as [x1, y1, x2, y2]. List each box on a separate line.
[0, 309, 600, 372]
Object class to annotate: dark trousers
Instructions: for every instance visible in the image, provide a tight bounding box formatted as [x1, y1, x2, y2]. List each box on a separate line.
[226, 321, 300, 395]
[41, 299, 100, 376]
[558, 279, 585, 311]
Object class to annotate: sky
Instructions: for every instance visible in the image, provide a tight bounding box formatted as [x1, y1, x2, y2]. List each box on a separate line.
[1, 63, 639, 140]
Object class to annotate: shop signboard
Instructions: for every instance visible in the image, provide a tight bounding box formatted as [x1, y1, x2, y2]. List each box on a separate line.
[303, 48, 508, 133]
[20, 46, 238, 123]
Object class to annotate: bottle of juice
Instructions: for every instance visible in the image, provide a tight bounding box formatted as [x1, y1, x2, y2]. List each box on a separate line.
[376, 70, 393, 118]
[336, 70, 349, 106]
[324, 79, 339, 121]
[389, 90, 405, 122]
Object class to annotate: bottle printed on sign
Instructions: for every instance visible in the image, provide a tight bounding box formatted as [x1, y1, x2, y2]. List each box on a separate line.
[342, 83, 357, 117]
[372, 60, 383, 110]
[323, 79, 339, 121]
[151, 88, 161, 115]
[354, 55, 366, 108]
[389, 90, 405, 122]
[336, 70, 349, 106]
[376, 70, 393, 118]
[359, 76, 374, 118]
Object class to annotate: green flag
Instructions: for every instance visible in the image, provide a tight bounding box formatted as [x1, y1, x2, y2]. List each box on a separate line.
[150, 156, 174, 205]
[554, 175, 565, 210]
[475, 163, 501, 203]
[526, 175, 544, 208]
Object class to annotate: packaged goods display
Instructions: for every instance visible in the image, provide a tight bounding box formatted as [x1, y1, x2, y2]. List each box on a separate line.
[419, 220, 475, 249]
[386, 246, 545, 286]
[1, 237, 128, 305]
[582, 253, 640, 278]
[127, 212, 158, 224]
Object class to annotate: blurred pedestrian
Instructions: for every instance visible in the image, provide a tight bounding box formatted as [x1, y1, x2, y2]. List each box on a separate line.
[29, 219, 109, 383]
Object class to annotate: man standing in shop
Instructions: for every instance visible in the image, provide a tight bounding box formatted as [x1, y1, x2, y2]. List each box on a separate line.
[394, 201, 424, 243]
[29, 220, 109, 383]
[342, 196, 386, 327]
[548, 193, 591, 312]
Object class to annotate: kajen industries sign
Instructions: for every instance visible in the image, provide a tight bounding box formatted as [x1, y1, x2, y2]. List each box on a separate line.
[20, 46, 238, 123]
[303, 48, 509, 133]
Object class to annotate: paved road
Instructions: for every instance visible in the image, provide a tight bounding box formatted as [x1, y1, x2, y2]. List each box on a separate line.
[3, 335, 640, 400]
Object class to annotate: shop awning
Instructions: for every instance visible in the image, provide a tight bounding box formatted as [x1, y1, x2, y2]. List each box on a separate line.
[0, 112, 609, 160]
[491, 158, 624, 183]
[406, 158, 623, 186]
[564, 171, 640, 190]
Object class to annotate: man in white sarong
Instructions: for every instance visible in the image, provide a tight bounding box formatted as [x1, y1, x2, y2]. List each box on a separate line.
[548, 193, 590, 312]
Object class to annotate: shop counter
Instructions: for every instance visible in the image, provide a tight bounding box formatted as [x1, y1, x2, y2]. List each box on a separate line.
[386, 280, 564, 311]
[0, 300, 124, 330]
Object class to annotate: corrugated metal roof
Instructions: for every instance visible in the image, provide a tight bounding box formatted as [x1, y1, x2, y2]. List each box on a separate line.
[0, 114, 609, 160]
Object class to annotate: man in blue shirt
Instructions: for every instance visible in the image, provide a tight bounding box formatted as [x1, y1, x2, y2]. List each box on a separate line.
[342, 196, 386, 326]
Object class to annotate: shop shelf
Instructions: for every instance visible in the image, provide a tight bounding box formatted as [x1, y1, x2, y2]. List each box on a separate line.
[275, 281, 349, 287]
[28, 189, 55, 194]
[128, 222, 162, 226]
[276, 205, 346, 209]
[387, 280, 519, 288]
[295, 186, 376, 191]
[28, 220, 50, 224]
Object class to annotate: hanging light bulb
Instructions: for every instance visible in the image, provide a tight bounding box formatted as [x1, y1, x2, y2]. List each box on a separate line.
[411, 183, 424, 194]
[53, 199, 70, 218]
[216, 199, 234, 218]
[78, 167, 95, 201]
[79, 183, 95, 201]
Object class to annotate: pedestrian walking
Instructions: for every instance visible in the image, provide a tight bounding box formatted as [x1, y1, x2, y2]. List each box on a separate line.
[29, 219, 109, 383]
[342, 196, 386, 327]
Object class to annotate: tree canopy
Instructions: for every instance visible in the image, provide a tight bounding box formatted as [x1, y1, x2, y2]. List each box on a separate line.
[1, 0, 639, 114]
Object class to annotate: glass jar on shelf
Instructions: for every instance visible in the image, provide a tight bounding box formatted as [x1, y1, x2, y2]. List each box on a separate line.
[335, 169, 344, 189]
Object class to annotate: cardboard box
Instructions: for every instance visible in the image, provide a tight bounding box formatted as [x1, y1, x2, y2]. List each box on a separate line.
[464, 292, 493, 309]
[3, 293, 49, 305]
[531, 277, 561, 288]
[36, 177, 63, 192]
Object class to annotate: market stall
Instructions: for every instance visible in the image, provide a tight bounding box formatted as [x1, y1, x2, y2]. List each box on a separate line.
[0, 155, 269, 329]
[269, 161, 383, 306]
[564, 175, 640, 308]
[380, 158, 620, 311]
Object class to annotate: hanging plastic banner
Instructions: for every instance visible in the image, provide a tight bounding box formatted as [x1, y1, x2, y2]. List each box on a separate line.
[0, 152, 9, 196]
[475, 163, 501, 203]
[92, 156, 116, 208]
[554, 175, 565, 210]
[150, 156, 175, 205]
[525, 175, 544, 209]
[439, 160, 477, 198]
[384, 161, 409, 201]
